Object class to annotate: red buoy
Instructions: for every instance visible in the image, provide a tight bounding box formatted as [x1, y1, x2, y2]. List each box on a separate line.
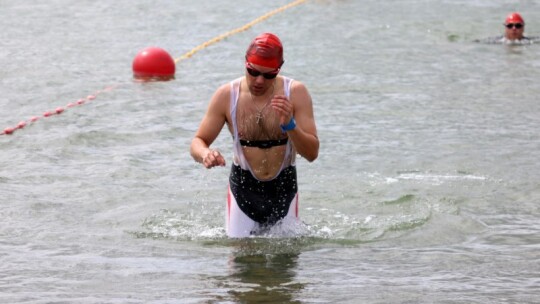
[132, 47, 175, 81]
[4, 127, 15, 135]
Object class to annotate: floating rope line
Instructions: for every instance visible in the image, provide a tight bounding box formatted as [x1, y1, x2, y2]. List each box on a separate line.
[174, 0, 307, 64]
[1, 0, 308, 136]
[1, 86, 116, 136]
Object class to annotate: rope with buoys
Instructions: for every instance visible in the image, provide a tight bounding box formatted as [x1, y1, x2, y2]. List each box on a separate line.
[1, 86, 116, 136]
[1, 0, 308, 136]
[174, 0, 307, 64]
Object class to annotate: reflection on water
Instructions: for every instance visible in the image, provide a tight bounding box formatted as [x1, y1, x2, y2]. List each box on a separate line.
[227, 252, 303, 303]
[208, 239, 305, 303]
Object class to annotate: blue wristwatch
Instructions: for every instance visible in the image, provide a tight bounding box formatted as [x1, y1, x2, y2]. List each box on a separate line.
[280, 117, 296, 132]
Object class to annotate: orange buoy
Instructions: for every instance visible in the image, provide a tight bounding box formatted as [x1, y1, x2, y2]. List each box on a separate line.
[132, 47, 175, 81]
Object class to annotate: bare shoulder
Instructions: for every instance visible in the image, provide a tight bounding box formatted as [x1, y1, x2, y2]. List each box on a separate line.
[289, 79, 312, 104]
[208, 82, 232, 112]
[290, 78, 308, 91]
[213, 82, 231, 101]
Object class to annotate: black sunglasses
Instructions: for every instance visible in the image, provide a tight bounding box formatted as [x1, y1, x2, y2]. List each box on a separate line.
[245, 62, 280, 79]
[505, 23, 523, 29]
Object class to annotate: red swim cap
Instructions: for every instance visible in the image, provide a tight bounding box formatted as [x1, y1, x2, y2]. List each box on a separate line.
[245, 33, 284, 69]
[505, 12, 524, 24]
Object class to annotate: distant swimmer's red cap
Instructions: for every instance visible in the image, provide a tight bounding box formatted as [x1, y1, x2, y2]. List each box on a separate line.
[245, 33, 284, 69]
[505, 12, 524, 24]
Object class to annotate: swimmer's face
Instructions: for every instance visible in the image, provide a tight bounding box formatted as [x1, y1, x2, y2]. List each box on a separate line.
[245, 62, 279, 96]
[504, 22, 524, 40]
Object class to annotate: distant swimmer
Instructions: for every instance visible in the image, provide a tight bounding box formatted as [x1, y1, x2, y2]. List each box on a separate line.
[190, 33, 319, 238]
[475, 12, 540, 45]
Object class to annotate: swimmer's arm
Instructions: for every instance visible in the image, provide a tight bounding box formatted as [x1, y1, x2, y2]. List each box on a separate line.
[190, 85, 228, 168]
[280, 82, 319, 162]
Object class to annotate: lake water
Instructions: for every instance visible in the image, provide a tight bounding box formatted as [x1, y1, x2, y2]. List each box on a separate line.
[1, 0, 539, 303]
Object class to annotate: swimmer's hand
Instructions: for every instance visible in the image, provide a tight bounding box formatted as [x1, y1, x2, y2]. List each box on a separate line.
[202, 149, 226, 169]
[271, 94, 293, 126]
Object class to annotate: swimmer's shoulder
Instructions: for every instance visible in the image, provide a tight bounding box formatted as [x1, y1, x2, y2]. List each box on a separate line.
[474, 35, 540, 45]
